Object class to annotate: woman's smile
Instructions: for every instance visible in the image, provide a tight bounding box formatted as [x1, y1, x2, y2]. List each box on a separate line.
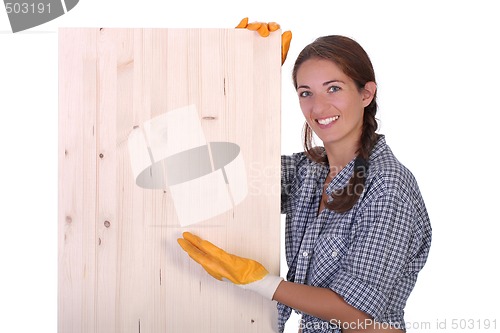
[316, 115, 340, 127]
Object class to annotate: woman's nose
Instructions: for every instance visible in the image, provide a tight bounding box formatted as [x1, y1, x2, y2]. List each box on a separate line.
[311, 95, 331, 116]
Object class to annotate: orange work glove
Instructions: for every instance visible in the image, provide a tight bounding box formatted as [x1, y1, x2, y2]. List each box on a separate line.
[235, 17, 292, 65]
[178, 232, 283, 300]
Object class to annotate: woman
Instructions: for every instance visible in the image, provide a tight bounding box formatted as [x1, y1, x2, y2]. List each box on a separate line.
[178, 35, 432, 333]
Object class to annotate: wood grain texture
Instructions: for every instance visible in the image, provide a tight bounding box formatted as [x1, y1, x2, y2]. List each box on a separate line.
[59, 28, 281, 332]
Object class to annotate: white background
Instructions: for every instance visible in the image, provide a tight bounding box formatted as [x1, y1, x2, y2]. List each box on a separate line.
[1, 1, 499, 332]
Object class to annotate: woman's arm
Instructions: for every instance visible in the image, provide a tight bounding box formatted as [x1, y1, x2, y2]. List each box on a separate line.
[178, 232, 404, 332]
[177, 230, 407, 332]
[273, 281, 403, 333]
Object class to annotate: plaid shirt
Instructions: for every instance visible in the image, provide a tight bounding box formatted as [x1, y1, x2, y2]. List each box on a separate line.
[278, 135, 432, 333]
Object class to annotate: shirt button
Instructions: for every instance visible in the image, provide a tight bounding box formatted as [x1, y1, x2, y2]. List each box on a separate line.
[331, 251, 338, 257]
[302, 251, 309, 257]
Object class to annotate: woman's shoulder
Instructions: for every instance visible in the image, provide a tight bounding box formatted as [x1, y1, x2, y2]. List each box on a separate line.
[368, 136, 422, 198]
[281, 149, 327, 186]
[282, 149, 323, 172]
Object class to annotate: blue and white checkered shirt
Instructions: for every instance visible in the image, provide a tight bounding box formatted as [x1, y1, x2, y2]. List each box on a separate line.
[278, 135, 432, 333]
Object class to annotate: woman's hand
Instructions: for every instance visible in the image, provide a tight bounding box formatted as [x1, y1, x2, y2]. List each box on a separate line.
[235, 17, 292, 64]
[178, 232, 283, 300]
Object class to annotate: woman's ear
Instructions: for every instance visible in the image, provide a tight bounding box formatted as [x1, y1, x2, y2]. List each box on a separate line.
[361, 81, 377, 107]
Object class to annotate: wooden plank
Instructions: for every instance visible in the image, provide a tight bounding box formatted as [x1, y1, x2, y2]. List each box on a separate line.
[59, 28, 281, 333]
[95, 28, 118, 333]
[58, 28, 98, 333]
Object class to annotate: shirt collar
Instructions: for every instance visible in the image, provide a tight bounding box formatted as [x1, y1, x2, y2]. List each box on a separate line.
[321, 134, 387, 196]
[368, 134, 387, 163]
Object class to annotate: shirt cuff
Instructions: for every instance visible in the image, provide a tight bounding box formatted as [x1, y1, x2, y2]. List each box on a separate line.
[329, 271, 388, 320]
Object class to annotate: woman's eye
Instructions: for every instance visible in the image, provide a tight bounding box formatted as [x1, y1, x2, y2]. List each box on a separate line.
[299, 91, 311, 97]
[328, 86, 341, 93]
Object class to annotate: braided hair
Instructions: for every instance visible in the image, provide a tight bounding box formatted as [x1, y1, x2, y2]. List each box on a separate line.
[293, 35, 379, 213]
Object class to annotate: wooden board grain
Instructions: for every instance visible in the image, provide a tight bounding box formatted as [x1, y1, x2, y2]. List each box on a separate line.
[58, 28, 281, 333]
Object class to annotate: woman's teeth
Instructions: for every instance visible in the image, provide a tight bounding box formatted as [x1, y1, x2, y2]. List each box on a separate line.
[317, 116, 340, 125]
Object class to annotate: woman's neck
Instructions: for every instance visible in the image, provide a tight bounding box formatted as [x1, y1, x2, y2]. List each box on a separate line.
[324, 142, 359, 177]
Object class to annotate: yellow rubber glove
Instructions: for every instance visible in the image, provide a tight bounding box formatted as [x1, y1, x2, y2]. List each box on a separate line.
[235, 17, 292, 65]
[178, 232, 283, 300]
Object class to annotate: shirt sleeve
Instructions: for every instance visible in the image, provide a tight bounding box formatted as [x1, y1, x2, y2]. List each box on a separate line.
[329, 187, 427, 322]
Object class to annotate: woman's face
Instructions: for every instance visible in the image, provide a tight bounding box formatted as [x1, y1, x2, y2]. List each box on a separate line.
[296, 58, 374, 151]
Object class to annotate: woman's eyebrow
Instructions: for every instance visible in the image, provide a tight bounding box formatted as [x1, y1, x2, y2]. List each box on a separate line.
[323, 79, 345, 86]
[297, 79, 345, 90]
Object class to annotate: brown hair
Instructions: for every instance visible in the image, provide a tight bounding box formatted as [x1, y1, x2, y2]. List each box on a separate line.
[292, 35, 379, 213]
